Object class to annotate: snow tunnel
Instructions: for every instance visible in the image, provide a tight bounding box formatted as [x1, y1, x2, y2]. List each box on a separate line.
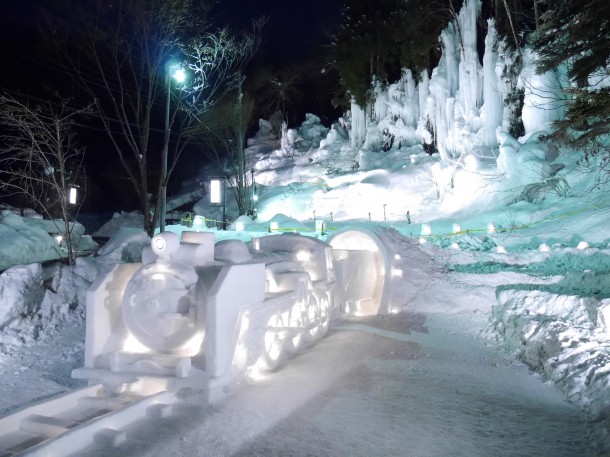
[327, 227, 391, 316]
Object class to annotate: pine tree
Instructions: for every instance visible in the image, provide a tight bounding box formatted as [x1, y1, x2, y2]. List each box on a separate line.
[534, 0, 610, 175]
[331, 0, 454, 108]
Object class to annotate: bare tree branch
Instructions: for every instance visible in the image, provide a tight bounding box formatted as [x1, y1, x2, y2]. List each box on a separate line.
[0, 94, 90, 264]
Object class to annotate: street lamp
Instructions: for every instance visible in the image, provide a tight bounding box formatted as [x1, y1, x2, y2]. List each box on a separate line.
[160, 62, 187, 233]
[209, 177, 226, 230]
[68, 185, 79, 205]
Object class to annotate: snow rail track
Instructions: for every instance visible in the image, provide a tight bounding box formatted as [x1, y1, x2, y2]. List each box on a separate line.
[0, 383, 181, 456]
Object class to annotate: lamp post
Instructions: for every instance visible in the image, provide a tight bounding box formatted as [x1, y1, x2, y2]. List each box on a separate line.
[210, 177, 226, 230]
[160, 64, 187, 233]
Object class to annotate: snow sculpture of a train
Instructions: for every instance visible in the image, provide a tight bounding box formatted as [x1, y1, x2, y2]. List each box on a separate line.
[74, 228, 398, 399]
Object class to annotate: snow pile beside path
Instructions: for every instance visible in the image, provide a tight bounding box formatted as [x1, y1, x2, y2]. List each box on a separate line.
[0, 228, 151, 353]
[0, 262, 88, 352]
[0, 211, 95, 271]
[492, 269, 610, 418]
[95, 227, 150, 265]
[0, 264, 44, 330]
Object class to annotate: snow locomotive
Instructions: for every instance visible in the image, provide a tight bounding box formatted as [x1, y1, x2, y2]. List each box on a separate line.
[75, 228, 396, 399]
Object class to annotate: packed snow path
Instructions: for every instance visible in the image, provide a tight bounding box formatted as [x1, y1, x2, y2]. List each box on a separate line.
[1, 226, 606, 455]
[68, 313, 597, 457]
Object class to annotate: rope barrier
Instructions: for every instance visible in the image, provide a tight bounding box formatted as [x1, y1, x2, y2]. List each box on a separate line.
[174, 203, 608, 240]
[178, 216, 341, 234]
[417, 203, 609, 240]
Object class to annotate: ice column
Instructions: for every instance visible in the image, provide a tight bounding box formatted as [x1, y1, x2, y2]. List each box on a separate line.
[350, 100, 367, 148]
[373, 78, 388, 122]
[481, 19, 503, 146]
[458, 0, 483, 116]
[518, 49, 566, 135]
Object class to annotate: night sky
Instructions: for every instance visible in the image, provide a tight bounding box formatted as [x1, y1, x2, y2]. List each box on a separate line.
[0, 0, 342, 98]
[0, 0, 343, 213]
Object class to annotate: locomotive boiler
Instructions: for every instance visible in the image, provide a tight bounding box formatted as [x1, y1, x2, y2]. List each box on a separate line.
[74, 227, 397, 400]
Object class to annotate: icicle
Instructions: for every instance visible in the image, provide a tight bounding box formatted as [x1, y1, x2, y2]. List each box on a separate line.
[350, 101, 367, 148]
[481, 19, 503, 146]
[518, 49, 566, 135]
[457, 0, 483, 115]
[373, 78, 388, 122]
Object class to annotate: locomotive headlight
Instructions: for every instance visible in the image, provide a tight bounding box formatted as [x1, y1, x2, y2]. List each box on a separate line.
[153, 237, 167, 251]
[153, 237, 166, 251]
[151, 232, 180, 256]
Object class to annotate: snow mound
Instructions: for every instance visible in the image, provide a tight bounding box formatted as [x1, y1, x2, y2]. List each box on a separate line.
[96, 227, 150, 264]
[0, 264, 44, 329]
[268, 213, 311, 231]
[94, 211, 144, 238]
[493, 280, 610, 418]
[0, 262, 91, 351]
[0, 211, 93, 271]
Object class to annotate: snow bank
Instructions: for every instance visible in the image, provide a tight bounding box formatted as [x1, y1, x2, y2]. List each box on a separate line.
[0, 226, 151, 352]
[0, 211, 95, 271]
[493, 265, 610, 417]
[0, 264, 44, 330]
[95, 227, 150, 264]
[94, 210, 145, 238]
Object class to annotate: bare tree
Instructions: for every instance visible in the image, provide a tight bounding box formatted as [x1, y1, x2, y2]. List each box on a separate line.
[197, 79, 258, 218]
[0, 95, 89, 264]
[255, 66, 303, 130]
[50, 0, 262, 235]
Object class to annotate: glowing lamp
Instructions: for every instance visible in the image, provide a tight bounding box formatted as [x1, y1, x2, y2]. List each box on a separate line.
[452, 223, 461, 233]
[193, 215, 206, 229]
[487, 223, 496, 233]
[577, 241, 589, 250]
[252, 194, 259, 202]
[421, 224, 432, 236]
[172, 68, 186, 84]
[54, 234, 63, 245]
[235, 221, 245, 231]
[68, 186, 78, 205]
[270, 221, 280, 232]
[252, 238, 261, 251]
[210, 179, 223, 205]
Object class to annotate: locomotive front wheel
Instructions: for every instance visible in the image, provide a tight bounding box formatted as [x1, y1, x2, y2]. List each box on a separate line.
[318, 294, 330, 338]
[258, 314, 285, 372]
[303, 295, 321, 343]
[285, 282, 309, 355]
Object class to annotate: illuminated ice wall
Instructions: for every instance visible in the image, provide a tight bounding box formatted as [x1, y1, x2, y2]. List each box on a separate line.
[350, 0, 566, 164]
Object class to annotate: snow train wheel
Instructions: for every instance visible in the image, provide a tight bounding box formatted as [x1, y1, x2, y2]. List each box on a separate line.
[258, 313, 285, 372]
[303, 295, 320, 344]
[284, 280, 309, 355]
[318, 294, 330, 338]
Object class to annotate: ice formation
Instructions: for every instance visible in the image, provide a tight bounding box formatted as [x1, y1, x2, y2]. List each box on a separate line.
[346, 0, 566, 175]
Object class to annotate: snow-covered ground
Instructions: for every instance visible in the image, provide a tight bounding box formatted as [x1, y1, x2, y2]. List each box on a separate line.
[1, 122, 609, 454]
[2, 0, 610, 453]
